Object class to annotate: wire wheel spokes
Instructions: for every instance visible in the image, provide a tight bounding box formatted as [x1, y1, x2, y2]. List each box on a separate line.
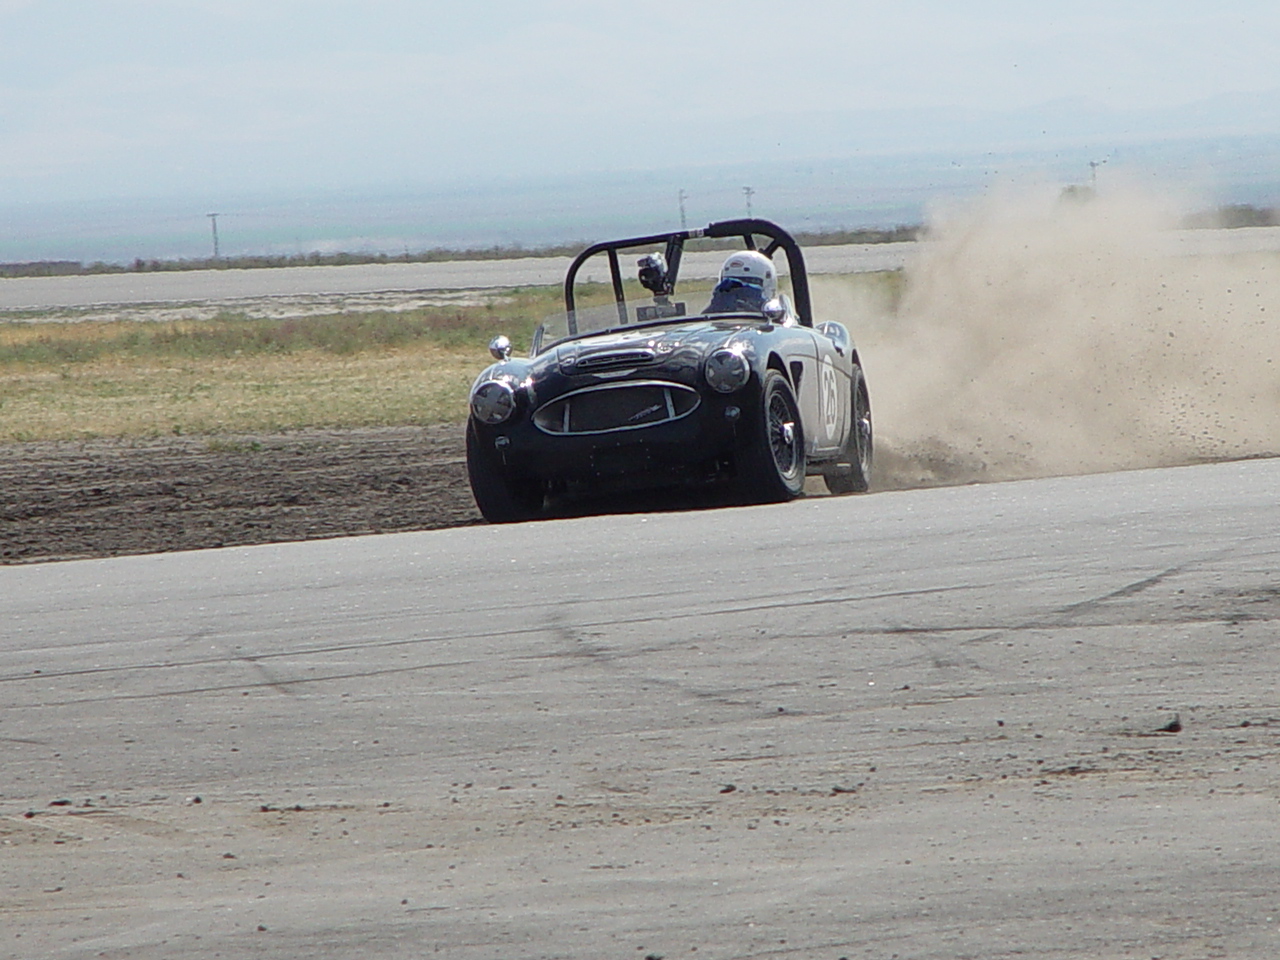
[854, 378, 873, 477]
[742, 369, 805, 503]
[768, 390, 800, 478]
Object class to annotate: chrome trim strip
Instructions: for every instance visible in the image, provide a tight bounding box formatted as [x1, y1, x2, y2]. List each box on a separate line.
[573, 348, 657, 370]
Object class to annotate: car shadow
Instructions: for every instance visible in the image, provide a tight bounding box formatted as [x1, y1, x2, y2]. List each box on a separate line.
[540, 482, 809, 521]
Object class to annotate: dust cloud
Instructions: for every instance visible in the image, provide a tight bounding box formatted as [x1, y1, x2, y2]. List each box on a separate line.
[817, 187, 1280, 490]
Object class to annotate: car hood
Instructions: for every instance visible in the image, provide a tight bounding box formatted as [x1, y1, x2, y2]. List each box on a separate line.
[549, 320, 761, 377]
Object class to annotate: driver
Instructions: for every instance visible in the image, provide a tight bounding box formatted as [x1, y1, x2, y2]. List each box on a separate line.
[705, 250, 776, 314]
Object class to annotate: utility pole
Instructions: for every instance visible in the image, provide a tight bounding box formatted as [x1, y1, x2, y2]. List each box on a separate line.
[678, 189, 688, 231]
[1088, 159, 1107, 189]
[207, 213, 220, 259]
[742, 186, 754, 218]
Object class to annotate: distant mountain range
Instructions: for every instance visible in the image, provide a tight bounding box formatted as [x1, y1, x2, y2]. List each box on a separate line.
[4, 122, 1280, 266]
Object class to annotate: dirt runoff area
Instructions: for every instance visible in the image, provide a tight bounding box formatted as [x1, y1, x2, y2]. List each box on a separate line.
[0, 425, 481, 564]
[0, 426, 932, 565]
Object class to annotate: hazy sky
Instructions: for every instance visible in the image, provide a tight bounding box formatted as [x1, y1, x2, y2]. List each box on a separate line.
[3, 1, 1279, 205]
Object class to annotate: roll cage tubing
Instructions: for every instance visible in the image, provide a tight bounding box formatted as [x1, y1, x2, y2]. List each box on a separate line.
[562, 218, 814, 332]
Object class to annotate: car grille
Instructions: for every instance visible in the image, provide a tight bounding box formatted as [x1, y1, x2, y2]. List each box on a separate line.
[568, 348, 657, 373]
[533, 381, 701, 435]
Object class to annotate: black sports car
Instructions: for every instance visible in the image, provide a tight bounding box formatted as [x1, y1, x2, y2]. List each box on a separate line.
[465, 218, 872, 522]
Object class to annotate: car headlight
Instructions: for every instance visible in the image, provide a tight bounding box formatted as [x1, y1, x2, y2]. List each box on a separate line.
[704, 348, 750, 394]
[470, 379, 517, 424]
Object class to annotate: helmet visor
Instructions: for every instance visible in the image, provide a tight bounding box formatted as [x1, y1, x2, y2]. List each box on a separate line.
[716, 276, 765, 292]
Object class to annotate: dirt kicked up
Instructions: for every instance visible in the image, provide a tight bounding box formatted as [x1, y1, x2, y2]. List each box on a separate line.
[860, 186, 1280, 484]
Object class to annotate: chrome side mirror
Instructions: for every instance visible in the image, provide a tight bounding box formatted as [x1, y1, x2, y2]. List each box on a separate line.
[489, 335, 512, 361]
[761, 298, 787, 323]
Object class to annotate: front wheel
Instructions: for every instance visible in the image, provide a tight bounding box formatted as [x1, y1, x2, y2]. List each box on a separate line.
[465, 420, 544, 523]
[739, 369, 806, 503]
[823, 365, 872, 494]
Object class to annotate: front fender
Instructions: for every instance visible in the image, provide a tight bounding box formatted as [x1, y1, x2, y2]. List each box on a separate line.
[470, 357, 533, 392]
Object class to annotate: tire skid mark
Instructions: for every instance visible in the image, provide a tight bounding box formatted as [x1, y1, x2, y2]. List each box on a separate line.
[16, 657, 487, 707]
[1041, 563, 1190, 624]
[13, 554, 1266, 703]
[231, 653, 299, 698]
[536, 609, 803, 712]
[0, 583, 981, 687]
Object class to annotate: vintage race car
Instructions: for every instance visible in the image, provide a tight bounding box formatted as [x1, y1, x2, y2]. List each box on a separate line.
[465, 218, 872, 522]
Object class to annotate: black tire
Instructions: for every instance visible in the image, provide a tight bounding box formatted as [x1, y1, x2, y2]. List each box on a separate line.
[739, 369, 806, 503]
[824, 365, 872, 494]
[465, 420, 544, 523]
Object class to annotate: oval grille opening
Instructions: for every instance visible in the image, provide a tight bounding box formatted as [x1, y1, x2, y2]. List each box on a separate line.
[534, 382, 700, 435]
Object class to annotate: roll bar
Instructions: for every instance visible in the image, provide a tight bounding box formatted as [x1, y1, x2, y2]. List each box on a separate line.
[563, 218, 813, 328]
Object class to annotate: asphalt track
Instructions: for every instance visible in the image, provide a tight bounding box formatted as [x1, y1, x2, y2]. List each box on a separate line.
[4, 457, 1279, 959]
[5, 226, 1279, 310]
[0, 244, 913, 311]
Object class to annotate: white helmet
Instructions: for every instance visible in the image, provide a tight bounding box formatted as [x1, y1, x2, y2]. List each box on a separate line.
[719, 250, 776, 300]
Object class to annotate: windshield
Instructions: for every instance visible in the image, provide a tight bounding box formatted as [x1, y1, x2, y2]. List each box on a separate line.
[532, 244, 793, 355]
[532, 299, 696, 353]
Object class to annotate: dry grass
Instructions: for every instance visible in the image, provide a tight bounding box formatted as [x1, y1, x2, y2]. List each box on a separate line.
[0, 348, 481, 442]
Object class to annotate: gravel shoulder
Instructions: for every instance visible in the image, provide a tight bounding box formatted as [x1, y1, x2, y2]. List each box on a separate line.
[0, 425, 480, 564]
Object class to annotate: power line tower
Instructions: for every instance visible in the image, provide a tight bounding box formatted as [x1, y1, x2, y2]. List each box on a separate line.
[207, 213, 221, 259]
[742, 186, 755, 218]
[678, 189, 688, 230]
